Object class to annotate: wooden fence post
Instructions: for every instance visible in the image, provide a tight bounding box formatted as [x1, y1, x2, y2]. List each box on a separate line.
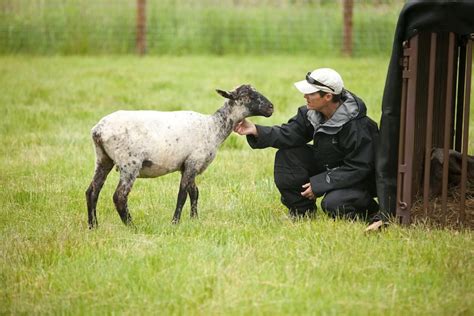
[342, 0, 353, 56]
[136, 0, 147, 55]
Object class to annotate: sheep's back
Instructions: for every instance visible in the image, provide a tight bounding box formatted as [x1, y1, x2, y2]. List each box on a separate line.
[93, 110, 216, 176]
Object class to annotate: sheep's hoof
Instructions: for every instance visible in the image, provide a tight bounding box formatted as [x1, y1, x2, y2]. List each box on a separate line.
[171, 218, 180, 225]
[126, 221, 136, 229]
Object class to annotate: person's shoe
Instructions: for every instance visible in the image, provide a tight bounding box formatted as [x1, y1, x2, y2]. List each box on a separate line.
[364, 220, 386, 232]
[367, 199, 380, 217]
[289, 208, 315, 220]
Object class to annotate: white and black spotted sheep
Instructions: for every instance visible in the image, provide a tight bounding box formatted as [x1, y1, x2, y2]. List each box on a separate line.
[85, 84, 273, 228]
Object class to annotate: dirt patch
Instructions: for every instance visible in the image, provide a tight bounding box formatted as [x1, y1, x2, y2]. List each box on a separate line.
[411, 182, 474, 230]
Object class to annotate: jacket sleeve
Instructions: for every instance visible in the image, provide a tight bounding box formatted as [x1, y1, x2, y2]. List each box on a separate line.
[246, 106, 313, 149]
[310, 118, 376, 196]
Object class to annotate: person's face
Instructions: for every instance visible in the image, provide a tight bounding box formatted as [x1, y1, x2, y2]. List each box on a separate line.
[304, 91, 331, 111]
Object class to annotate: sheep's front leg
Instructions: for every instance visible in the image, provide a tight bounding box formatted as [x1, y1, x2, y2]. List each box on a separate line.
[113, 168, 138, 226]
[172, 170, 196, 224]
[188, 182, 199, 219]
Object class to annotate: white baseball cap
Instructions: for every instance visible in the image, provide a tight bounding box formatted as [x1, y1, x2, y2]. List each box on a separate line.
[294, 68, 344, 95]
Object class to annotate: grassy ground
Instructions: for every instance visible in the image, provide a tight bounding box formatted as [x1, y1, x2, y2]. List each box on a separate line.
[0, 56, 473, 314]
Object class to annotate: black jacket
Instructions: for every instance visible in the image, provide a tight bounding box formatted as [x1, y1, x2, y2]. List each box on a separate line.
[247, 90, 378, 197]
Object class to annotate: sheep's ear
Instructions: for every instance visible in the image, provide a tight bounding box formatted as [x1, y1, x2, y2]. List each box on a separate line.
[216, 89, 235, 100]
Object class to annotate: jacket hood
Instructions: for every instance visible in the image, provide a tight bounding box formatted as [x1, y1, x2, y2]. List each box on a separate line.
[307, 90, 367, 135]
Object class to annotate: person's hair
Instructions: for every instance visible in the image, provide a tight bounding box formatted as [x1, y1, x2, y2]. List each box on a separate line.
[317, 91, 342, 103]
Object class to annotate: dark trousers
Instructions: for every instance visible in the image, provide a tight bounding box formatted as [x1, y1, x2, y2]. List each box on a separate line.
[274, 146, 378, 219]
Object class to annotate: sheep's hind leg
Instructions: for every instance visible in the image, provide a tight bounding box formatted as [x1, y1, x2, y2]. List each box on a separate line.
[188, 182, 199, 219]
[113, 166, 139, 226]
[86, 155, 114, 229]
[172, 168, 197, 224]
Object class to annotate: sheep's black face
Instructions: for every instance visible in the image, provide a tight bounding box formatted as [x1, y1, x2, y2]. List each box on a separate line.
[236, 84, 274, 117]
[216, 84, 274, 117]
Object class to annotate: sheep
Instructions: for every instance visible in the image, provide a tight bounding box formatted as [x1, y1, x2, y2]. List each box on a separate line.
[85, 84, 273, 228]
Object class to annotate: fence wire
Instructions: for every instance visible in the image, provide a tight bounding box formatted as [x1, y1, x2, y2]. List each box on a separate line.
[0, 0, 405, 56]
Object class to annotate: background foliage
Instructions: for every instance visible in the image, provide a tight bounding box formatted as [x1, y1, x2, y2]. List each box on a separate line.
[0, 0, 403, 56]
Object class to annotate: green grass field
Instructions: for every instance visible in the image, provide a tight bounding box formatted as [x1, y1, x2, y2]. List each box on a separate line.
[1, 56, 473, 314]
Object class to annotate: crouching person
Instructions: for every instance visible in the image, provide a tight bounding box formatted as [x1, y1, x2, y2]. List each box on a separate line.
[234, 68, 379, 221]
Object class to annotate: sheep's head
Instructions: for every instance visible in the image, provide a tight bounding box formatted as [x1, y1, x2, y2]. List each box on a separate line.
[216, 84, 274, 117]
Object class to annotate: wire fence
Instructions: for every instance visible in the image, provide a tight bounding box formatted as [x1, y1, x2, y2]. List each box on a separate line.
[0, 0, 405, 56]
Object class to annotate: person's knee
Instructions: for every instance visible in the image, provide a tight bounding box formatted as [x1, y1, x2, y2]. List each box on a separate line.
[273, 147, 317, 213]
[321, 193, 344, 217]
[274, 149, 307, 190]
[274, 149, 288, 188]
[321, 191, 359, 218]
[275, 146, 314, 167]
[321, 189, 372, 219]
[274, 148, 294, 166]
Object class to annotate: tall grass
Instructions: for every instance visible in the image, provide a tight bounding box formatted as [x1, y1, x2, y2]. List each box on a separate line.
[0, 0, 403, 56]
[0, 55, 473, 314]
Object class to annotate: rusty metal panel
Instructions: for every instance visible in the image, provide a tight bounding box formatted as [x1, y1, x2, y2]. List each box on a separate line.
[423, 33, 437, 215]
[412, 33, 432, 196]
[397, 32, 472, 225]
[441, 33, 456, 219]
[455, 36, 467, 153]
[432, 33, 452, 148]
[396, 35, 418, 224]
[459, 36, 473, 221]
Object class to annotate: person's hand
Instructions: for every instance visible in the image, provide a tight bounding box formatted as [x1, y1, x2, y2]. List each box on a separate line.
[234, 119, 258, 136]
[301, 183, 315, 200]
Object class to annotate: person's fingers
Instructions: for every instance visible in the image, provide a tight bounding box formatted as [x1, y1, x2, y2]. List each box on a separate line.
[301, 187, 311, 197]
[301, 184, 315, 200]
[233, 121, 242, 132]
[234, 119, 257, 136]
[234, 122, 247, 134]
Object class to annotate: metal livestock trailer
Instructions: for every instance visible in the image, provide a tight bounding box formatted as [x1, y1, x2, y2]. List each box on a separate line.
[375, 0, 474, 225]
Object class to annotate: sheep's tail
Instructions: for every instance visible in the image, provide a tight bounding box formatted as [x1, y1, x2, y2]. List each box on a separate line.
[91, 126, 113, 166]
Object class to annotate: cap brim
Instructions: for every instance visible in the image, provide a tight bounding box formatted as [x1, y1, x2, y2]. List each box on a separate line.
[294, 80, 320, 94]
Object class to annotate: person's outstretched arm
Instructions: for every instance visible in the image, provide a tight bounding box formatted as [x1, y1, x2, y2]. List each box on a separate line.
[233, 106, 313, 149]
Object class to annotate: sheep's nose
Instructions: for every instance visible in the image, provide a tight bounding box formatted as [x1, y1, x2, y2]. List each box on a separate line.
[264, 103, 274, 117]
